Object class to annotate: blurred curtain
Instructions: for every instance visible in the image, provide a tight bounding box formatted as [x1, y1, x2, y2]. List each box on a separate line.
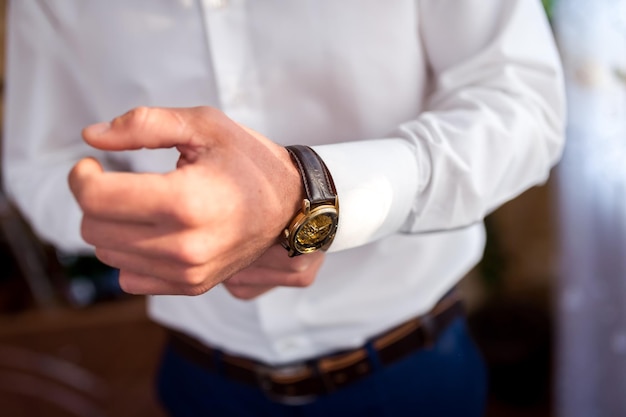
[553, 1, 626, 416]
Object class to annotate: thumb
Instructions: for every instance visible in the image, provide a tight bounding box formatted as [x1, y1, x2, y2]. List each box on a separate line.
[82, 106, 195, 151]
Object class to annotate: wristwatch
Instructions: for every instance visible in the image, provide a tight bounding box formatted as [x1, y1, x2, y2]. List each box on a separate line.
[282, 145, 339, 257]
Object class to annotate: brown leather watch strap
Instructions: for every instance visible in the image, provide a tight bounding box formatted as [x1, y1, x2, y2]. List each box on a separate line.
[285, 145, 337, 205]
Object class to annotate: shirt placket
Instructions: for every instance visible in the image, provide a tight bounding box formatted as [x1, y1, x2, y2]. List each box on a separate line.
[200, 0, 312, 362]
[257, 289, 316, 362]
[199, 0, 265, 131]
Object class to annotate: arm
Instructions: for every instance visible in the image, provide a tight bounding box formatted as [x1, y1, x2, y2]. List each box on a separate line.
[69, 106, 306, 295]
[2, 2, 319, 300]
[314, 0, 566, 251]
[217, 0, 566, 298]
[71, 0, 564, 296]
[11, 0, 565, 298]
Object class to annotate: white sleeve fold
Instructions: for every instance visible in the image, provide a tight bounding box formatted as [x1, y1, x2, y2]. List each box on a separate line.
[3, 2, 101, 253]
[315, 0, 566, 252]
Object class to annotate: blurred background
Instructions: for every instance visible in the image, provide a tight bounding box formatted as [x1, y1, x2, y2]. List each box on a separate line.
[0, 0, 624, 416]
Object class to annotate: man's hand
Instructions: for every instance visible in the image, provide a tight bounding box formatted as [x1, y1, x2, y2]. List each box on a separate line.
[69, 106, 305, 296]
[223, 244, 325, 300]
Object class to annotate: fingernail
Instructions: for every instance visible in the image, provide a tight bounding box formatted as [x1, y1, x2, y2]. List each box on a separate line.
[84, 122, 111, 136]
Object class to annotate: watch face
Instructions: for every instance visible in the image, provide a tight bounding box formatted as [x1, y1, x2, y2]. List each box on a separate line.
[293, 208, 338, 253]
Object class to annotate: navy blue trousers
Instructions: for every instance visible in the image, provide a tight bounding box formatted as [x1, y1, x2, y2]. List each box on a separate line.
[156, 318, 487, 417]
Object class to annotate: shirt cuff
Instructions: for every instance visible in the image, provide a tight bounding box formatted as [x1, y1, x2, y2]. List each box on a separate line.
[312, 139, 419, 252]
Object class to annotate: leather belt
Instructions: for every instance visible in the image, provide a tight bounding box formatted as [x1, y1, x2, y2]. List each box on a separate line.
[168, 292, 464, 405]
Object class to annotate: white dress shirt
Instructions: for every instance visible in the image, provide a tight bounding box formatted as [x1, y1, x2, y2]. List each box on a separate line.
[3, 0, 565, 364]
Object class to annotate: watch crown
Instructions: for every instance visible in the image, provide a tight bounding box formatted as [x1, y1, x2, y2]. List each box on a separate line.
[302, 199, 311, 215]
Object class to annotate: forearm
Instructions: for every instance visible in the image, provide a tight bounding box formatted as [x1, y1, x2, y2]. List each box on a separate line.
[316, 0, 565, 252]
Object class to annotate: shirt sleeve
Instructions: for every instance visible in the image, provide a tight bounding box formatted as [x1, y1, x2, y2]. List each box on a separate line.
[3, 2, 105, 254]
[314, 0, 566, 252]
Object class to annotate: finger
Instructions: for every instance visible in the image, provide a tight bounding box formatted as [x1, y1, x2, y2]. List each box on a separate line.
[222, 282, 275, 300]
[252, 244, 324, 273]
[226, 255, 324, 288]
[94, 247, 218, 293]
[81, 217, 213, 265]
[226, 270, 313, 288]
[83, 107, 186, 150]
[68, 157, 104, 192]
[82, 106, 211, 151]
[118, 270, 212, 296]
[69, 158, 181, 222]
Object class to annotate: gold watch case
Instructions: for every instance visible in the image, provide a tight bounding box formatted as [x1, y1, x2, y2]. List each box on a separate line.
[283, 197, 339, 257]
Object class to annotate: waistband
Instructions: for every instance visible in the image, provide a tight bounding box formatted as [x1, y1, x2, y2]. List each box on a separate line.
[167, 291, 464, 405]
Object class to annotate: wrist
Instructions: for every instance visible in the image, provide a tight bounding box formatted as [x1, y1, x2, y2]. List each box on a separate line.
[280, 145, 339, 257]
[277, 146, 306, 235]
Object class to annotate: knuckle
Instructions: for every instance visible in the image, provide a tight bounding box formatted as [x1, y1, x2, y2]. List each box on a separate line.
[291, 274, 314, 288]
[181, 284, 210, 296]
[175, 236, 209, 265]
[117, 276, 133, 294]
[117, 275, 142, 295]
[115, 106, 152, 131]
[80, 218, 95, 244]
[168, 189, 205, 226]
[192, 106, 228, 140]
[289, 257, 311, 273]
[195, 105, 220, 121]
[179, 267, 208, 287]
[93, 248, 114, 268]
[68, 164, 83, 196]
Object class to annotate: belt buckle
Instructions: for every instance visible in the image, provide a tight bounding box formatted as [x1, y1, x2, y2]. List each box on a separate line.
[255, 363, 318, 406]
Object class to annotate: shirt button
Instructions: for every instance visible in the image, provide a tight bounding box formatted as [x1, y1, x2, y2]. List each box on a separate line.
[205, 0, 229, 9]
[230, 90, 249, 107]
[275, 338, 304, 354]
